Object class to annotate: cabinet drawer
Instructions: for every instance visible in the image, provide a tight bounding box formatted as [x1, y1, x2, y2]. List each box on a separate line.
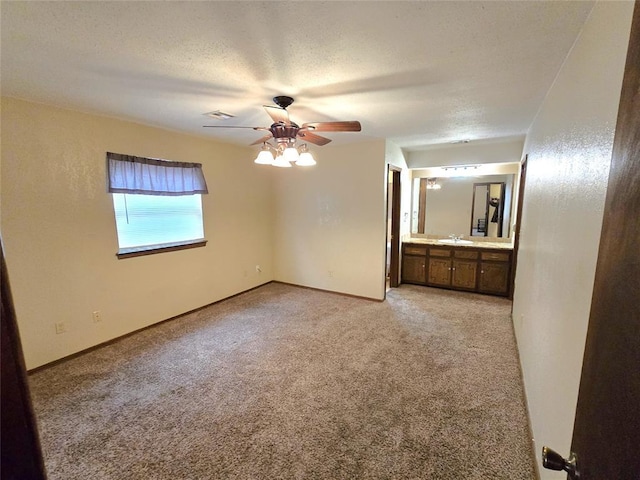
[454, 250, 478, 259]
[481, 251, 510, 262]
[404, 245, 427, 256]
[429, 248, 451, 257]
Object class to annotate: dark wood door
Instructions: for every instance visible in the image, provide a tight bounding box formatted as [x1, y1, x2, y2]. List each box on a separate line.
[388, 168, 402, 288]
[1, 241, 48, 479]
[563, 5, 640, 478]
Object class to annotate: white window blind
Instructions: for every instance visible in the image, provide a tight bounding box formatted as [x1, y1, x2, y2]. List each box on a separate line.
[112, 193, 204, 249]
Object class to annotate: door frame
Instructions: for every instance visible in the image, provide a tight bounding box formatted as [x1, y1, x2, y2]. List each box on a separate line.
[510, 154, 528, 300]
[386, 165, 402, 289]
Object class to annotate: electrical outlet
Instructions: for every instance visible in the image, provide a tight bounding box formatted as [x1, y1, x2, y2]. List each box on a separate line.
[55, 322, 67, 334]
[92, 311, 102, 323]
[255, 265, 262, 273]
[328, 270, 334, 278]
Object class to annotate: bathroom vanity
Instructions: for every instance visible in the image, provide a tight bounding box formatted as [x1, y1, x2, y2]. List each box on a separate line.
[402, 239, 513, 297]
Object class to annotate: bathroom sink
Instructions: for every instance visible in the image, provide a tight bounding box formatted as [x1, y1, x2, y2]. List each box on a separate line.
[437, 239, 473, 245]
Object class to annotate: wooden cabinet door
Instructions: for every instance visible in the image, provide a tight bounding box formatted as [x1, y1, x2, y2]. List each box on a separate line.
[452, 259, 478, 290]
[478, 262, 510, 295]
[402, 255, 427, 284]
[428, 258, 451, 287]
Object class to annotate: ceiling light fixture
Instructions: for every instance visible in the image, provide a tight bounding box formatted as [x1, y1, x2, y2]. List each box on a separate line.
[426, 178, 441, 190]
[283, 145, 300, 163]
[204, 96, 359, 168]
[295, 144, 316, 166]
[438, 164, 482, 178]
[272, 153, 293, 168]
[253, 141, 316, 168]
[442, 164, 479, 171]
[254, 143, 274, 165]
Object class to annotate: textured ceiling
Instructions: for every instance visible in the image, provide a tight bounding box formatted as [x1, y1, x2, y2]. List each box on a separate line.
[1, 1, 594, 150]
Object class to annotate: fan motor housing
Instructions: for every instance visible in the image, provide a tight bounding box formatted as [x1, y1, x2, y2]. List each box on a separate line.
[270, 122, 300, 144]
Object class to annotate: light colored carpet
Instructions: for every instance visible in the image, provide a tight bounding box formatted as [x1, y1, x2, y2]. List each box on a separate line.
[29, 282, 536, 479]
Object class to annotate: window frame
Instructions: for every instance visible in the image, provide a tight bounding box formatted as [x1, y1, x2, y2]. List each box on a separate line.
[111, 192, 207, 259]
[116, 238, 207, 259]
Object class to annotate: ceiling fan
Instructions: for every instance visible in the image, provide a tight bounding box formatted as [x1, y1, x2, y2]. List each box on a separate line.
[203, 96, 361, 167]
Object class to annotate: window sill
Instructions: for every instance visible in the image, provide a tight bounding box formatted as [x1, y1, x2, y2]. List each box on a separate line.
[116, 239, 207, 259]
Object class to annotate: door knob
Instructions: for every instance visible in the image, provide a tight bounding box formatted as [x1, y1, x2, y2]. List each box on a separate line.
[542, 446, 580, 479]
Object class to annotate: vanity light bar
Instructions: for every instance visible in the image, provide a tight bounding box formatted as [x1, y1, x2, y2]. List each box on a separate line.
[437, 164, 485, 178]
[442, 164, 480, 171]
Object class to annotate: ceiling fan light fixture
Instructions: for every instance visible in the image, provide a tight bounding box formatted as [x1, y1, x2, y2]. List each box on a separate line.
[254, 143, 274, 165]
[203, 96, 360, 168]
[296, 144, 316, 166]
[272, 154, 292, 168]
[296, 152, 316, 166]
[254, 149, 274, 165]
[283, 146, 300, 163]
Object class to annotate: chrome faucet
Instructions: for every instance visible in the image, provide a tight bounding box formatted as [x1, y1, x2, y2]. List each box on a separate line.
[449, 234, 465, 243]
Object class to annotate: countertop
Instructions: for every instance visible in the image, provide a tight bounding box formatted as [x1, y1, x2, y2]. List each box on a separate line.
[403, 237, 514, 250]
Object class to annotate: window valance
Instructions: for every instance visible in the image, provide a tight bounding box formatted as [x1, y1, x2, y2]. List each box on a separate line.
[107, 152, 208, 196]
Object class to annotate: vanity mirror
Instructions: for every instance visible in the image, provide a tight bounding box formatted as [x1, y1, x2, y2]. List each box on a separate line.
[411, 171, 517, 239]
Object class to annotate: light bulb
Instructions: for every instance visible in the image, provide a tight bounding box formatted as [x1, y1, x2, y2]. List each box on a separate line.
[296, 151, 316, 166]
[272, 154, 292, 168]
[254, 149, 274, 165]
[283, 146, 299, 163]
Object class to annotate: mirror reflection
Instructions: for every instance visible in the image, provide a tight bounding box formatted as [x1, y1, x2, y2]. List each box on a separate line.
[471, 182, 506, 237]
[411, 174, 516, 239]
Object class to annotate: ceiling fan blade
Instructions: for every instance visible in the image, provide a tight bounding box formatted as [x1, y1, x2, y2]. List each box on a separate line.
[250, 133, 274, 145]
[203, 125, 268, 130]
[297, 131, 332, 146]
[301, 121, 361, 132]
[264, 105, 290, 125]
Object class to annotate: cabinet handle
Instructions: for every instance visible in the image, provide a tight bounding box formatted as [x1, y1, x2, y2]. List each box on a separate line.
[481, 270, 484, 274]
[452, 267, 456, 271]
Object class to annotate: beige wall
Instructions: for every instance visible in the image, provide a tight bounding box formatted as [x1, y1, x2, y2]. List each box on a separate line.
[273, 140, 387, 300]
[407, 137, 524, 169]
[513, 2, 634, 477]
[1, 98, 275, 369]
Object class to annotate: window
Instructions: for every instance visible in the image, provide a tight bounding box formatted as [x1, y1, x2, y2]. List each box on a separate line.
[107, 152, 208, 258]
[112, 193, 205, 256]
